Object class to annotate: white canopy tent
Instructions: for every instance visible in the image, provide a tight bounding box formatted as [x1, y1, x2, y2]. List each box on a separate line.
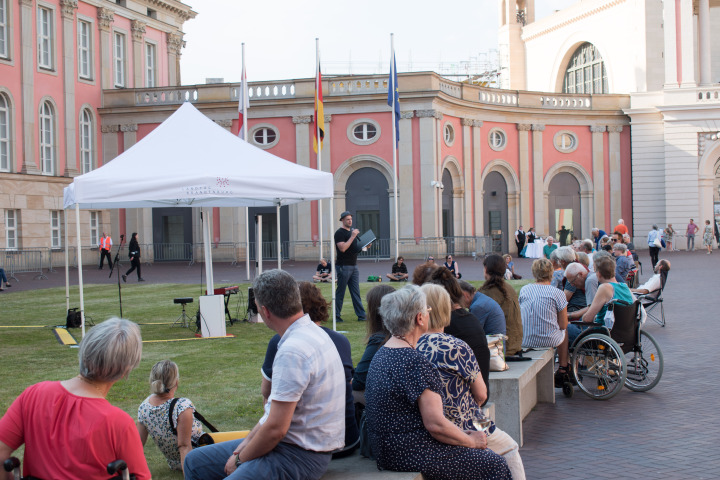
[63, 102, 337, 336]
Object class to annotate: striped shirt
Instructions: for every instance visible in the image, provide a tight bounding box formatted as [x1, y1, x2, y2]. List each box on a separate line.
[519, 283, 568, 348]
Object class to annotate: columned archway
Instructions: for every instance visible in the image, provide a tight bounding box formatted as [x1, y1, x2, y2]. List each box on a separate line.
[698, 138, 720, 226]
[543, 162, 593, 239]
[441, 156, 464, 238]
[481, 160, 520, 253]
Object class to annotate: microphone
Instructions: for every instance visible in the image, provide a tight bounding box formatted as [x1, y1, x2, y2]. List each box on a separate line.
[121, 234, 125, 240]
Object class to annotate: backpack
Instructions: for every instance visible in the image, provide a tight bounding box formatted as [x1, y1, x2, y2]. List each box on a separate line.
[66, 308, 82, 328]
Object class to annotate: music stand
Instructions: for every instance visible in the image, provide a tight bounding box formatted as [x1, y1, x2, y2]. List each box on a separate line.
[173, 297, 194, 328]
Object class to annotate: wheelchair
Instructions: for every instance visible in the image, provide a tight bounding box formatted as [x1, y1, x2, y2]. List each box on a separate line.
[3, 456, 136, 480]
[561, 299, 664, 400]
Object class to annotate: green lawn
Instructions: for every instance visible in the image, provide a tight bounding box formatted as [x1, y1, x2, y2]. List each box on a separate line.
[0, 279, 529, 479]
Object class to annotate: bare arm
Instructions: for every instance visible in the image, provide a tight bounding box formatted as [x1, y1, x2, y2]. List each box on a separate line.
[581, 284, 613, 323]
[1, 440, 15, 480]
[176, 409, 195, 472]
[235, 400, 296, 463]
[418, 390, 486, 449]
[470, 376, 487, 407]
[557, 307, 568, 330]
[568, 306, 588, 320]
[565, 289, 573, 302]
[261, 377, 271, 406]
[136, 421, 148, 446]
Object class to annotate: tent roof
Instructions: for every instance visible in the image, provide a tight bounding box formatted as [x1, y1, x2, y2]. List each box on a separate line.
[64, 102, 333, 209]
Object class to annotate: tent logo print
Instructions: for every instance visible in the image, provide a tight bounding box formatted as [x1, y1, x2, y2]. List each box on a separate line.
[217, 177, 229, 188]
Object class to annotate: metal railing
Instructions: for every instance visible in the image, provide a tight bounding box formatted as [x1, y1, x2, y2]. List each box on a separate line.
[0, 249, 48, 281]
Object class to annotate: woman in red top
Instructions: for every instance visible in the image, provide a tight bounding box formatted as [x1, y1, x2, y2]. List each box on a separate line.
[0, 318, 150, 480]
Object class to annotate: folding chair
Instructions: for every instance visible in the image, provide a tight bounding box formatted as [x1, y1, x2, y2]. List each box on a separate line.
[636, 270, 668, 327]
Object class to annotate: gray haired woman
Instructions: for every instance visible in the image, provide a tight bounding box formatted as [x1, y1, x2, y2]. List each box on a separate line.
[0, 318, 150, 479]
[365, 285, 511, 480]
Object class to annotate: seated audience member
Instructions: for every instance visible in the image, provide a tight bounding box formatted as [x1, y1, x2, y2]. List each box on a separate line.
[503, 254, 522, 279]
[567, 256, 635, 346]
[365, 285, 511, 480]
[430, 269, 491, 401]
[312, 258, 332, 282]
[0, 318, 150, 480]
[184, 270, 345, 479]
[386, 256, 409, 281]
[443, 254, 462, 279]
[549, 250, 563, 289]
[352, 284, 396, 398]
[624, 233, 639, 262]
[0, 267, 11, 291]
[575, 251, 590, 268]
[417, 285, 526, 480]
[563, 262, 589, 321]
[543, 236, 558, 259]
[519, 259, 569, 386]
[427, 255, 435, 264]
[592, 228, 607, 251]
[632, 259, 671, 295]
[261, 281, 359, 458]
[412, 261, 440, 286]
[137, 360, 205, 472]
[479, 254, 523, 355]
[579, 239, 595, 271]
[458, 280, 506, 335]
[584, 251, 612, 305]
[552, 247, 576, 289]
[613, 243, 633, 283]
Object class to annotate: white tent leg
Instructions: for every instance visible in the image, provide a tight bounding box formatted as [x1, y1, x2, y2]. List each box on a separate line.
[75, 204, 86, 338]
[330, 196, 336, 331]
[257, 215, 263, 275]
[245, 207, 250, 281]
[277, 204, 281, 270]
[203, 208, 214, 294]
[64, 208, 69, 312]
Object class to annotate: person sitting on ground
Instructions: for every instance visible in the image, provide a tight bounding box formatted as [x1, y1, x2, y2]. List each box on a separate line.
[312, 258, 332, 282]
[613, 242, 633, 283]
[184, 270, 345, 479]
[631, 259, 671, 295]
[364, 285, 511, 480]
[412, 261, 440, 286]
[386, 256, 409, 281]
[261, 281, 359, 459]
[0, 267, 11, 291]
[0, 318, 150, 479]
[479, 254, 523, 355]
[427, 255, 435, 264]
[417, 284, 526, 480]
[443, 254, 462, 279]
[137, 360, 205, 472]
[563, 262, 589, 321]
[543, 236, 558, 259]
[458, 280, 506, 336]
[519, 259, 569, 387]
[351, 284, 396, 401]
[503, 254, 522, 280]
[567, 255, 635, 346]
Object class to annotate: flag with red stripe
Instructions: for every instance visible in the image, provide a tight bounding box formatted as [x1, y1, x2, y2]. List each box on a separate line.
[313, 63, 324, 153]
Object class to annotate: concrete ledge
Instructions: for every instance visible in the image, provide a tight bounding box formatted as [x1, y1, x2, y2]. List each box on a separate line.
[488, 348, 555, 447]
[322, 451, 424, 480]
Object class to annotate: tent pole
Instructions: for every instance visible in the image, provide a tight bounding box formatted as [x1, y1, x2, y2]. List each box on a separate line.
[75, 204, 86, 338]
[257, 214, 263, 275]
[64, 208, 69, 312]
[245, 207, 250, 281]
[276, 203, 281, 270]
[203, 208, 214, 294]
[330, 196, 336, 331]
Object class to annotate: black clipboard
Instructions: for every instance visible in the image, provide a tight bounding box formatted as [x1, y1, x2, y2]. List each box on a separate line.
[357, 229, 376, 249]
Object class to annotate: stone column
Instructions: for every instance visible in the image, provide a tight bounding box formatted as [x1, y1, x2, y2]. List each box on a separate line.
[293, 115, 312, 243]
[663, 0, 678, 88]
[417, 109, 440, 237]
[508, 192, 519, 253]
[121, 123, 137, 149]
[590, 126, 606, 230]
[462, 118, 474, 237]
[398, 111, 414, 238]
[167, 32, 184, 86]
[472, 121, 483, 236]
[20, 0, 38, 173]
[608, 125, 623, 228]
[581, 191, 593, 239]
[131, 20, 146, 88]
[453, 187, 464, 237]
[60, 0, 78, 177]
[97, 8, 114, 90]
[698, 0, 712, 86]
[100, 125, 119, 165]
[517, 123, 531, 230]
[531, 124, 545, 234]
[679, 0, 696, 87]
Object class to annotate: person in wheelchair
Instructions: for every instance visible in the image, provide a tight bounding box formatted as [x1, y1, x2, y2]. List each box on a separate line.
[631, 259, 670, 295]
[0, 318, 151, 480]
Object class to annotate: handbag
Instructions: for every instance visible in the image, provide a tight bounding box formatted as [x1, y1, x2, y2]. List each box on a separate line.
[169, 398, 218, 448]
[653, 237, 663, 248]
[487, 334, 509, 372]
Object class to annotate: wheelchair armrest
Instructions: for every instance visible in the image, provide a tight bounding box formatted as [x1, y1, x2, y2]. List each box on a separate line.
[569, 320, 592, 325]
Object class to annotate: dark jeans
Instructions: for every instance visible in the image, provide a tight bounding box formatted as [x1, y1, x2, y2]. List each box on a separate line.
[335, 264, 366, 321]
[125, 258, 141, 279]
[516, 241, 525, 256]
[648, 246, 660, 268]
[99, 249, 112, 269]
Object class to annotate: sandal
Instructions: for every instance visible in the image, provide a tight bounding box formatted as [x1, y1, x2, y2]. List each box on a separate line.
[554, 365, 570, 388]
[5, 284, 11, 287]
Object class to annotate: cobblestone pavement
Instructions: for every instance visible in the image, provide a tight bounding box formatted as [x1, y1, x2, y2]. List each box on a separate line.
[4, 248, 719, 478]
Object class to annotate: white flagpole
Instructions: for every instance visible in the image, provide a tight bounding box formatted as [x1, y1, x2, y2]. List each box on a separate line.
[316, 38, 323, 261]
[330, 196, 336, 331]
[242, 43, 251, 281]
[391, 33, 399, 261]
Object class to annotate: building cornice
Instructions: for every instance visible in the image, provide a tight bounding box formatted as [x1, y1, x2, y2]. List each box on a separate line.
[522, 0, 627, 43]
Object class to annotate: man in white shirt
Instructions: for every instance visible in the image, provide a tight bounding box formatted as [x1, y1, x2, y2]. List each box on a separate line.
[184, 270, 345, 480]
[632, 260, 670, 295]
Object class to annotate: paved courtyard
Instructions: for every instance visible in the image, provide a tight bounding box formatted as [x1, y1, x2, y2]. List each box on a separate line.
[4, 247, 719, 479]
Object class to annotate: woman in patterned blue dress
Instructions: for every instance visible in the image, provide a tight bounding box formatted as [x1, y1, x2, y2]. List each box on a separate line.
[365, 285, 511, 480]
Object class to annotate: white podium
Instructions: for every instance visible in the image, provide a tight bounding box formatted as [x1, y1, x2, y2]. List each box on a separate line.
[199, 295, 226, 337]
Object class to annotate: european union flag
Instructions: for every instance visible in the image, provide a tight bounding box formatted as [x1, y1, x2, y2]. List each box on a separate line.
[387, 52, 400, 147]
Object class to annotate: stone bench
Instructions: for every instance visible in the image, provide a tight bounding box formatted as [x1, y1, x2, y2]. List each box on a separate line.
[488, 348, 555, 447]
[321, 451, 423, 480]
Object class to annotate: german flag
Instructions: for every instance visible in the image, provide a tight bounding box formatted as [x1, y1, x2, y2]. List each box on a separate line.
[313, 63, 324, 153]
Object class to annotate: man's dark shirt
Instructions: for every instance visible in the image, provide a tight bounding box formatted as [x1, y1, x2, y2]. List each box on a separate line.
[316, 263, 331, 275]
[335, 228, 360, 266]
[391, 262, 408, 275]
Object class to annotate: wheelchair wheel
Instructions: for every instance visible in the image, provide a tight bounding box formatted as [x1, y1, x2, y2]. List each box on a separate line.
[571, 333, 627, 400]
[624, 329, 663, 392]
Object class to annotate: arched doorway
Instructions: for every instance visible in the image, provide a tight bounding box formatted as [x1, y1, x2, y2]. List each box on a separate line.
[713, 158, 720, 224]
[548, 173, 581, 246]
[441, 169, 454, 237]
[483, 172, 508, 253]
[345, 167, 390, 257]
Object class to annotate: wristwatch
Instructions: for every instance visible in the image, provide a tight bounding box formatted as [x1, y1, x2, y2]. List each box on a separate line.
[234, 453, 242, 468]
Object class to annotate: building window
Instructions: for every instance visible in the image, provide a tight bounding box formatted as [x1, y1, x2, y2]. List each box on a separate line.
[78, 20, 93, 80]
[443, 123, 455, 146]
[37, 6, 54, 70]
[39, 100, 55, 175]
[113, 32, 126, 87]
[0, 0, 8, 59]
[563, 42, 607, 94]
[353, 123, 376, 141]
[89, 211, 99, 246]
[347, 119, 381, 146]
[553, 130, 578, 153]
[79, 108, 94, 173]
[5, 209, 18, 249]
[488, 128, 507, 151]
[251, 125, 279, 148]
[0, 93, 9, 172]
[50, 210, 62, 248]
[145, 42, 156, 87]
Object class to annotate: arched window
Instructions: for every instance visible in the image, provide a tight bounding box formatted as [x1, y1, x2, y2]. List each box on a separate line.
[563, 43, 607, 94]
[79, 108, 94, 173]
[39, 100, 55, 175]
[0, 93, 10, 172]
